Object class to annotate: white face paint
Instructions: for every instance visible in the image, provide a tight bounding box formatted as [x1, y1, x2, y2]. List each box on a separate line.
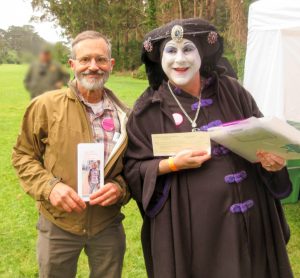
[161, 39, 201, 87]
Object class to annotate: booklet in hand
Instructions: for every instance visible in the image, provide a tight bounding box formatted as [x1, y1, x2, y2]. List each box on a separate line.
[207, 117, 300, 162]
[77, 143, 104, 201]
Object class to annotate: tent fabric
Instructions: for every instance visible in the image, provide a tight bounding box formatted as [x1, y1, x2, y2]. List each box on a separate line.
[243, 0, 300, 122]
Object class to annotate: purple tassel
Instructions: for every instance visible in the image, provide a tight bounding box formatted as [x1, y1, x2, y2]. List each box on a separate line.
[230, 200, 254, 214]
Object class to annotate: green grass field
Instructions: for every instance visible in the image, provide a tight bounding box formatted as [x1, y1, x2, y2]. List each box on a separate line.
[0, 64, 299, 277]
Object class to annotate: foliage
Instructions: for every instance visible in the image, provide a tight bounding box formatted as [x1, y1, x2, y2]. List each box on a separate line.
[0, 25, 70, 65]
[31, 0, 147, 69]
[52, 41, 70, 64]
[2, 50, 20, 64]
[147, 0, 158, 29]
[30, 0, 253, 74]
[132, 64, 147, 80]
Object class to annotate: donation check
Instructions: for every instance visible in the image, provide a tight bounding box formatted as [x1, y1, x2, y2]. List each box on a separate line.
[151, 132, 211, 157]
[208, 117, 300, 162]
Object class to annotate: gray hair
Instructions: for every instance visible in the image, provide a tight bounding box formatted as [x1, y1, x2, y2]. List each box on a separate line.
[70, 30, 112, 59]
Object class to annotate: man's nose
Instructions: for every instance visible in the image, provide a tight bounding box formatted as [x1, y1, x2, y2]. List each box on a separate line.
[174, 50, 185, 64]
[88, 58, 100, 70]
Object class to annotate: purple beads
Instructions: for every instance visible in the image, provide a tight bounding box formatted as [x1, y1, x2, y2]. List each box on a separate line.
[224, 170, 247, 184]
[212, 146, 230, 156]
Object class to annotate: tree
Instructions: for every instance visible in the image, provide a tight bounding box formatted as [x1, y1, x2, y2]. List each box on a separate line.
[30, 0, 253, 75]
[0, 24, 68, 64]
[53, 42, 70, 64]
[147, 0, 157, 29]
[31, 0, 148, 70]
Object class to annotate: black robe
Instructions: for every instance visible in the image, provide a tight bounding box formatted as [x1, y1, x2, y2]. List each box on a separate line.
[124, 73, 293, 278]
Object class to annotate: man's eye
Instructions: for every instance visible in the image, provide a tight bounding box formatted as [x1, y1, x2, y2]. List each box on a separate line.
[164, 47, 177, 54]
[183, 46, 195, 53]
[96, 57, 107, 63]
[79, 57, 90, 63]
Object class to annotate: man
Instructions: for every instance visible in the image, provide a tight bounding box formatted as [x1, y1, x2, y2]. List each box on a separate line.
[88, 161, 100, 194]
[24, 48, 70, 99]
[12, 31, 130, 278]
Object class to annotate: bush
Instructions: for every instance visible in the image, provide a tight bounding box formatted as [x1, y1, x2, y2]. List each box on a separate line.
[5, 50, 20, 64]
[132, 64, 147, 80]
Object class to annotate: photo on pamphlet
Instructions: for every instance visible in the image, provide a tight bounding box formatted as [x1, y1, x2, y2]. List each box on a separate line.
[77, 143, 104, 201]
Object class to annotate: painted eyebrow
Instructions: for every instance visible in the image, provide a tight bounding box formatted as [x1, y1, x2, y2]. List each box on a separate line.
[165, 42, 177, 47]
[183, 41, 196, 46]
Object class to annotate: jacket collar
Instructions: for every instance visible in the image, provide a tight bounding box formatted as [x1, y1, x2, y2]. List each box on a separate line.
[133, 86, 163, 116]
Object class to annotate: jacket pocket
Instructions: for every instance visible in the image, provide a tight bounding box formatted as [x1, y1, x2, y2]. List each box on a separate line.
[41, 200, 67, 220]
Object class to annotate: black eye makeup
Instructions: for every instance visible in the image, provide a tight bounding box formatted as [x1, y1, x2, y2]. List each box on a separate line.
[164, 46, 177, 54]
[183, 44, 196, 53]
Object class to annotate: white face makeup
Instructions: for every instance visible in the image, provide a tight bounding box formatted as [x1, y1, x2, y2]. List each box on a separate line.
[161, 38, 201, 87]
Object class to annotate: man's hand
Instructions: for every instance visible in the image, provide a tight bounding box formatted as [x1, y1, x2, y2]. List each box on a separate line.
[49, 182, 86, 213]
[174, 149, 211, 170]
[89, 182, 123, 206]
[256, 150, 286, 172]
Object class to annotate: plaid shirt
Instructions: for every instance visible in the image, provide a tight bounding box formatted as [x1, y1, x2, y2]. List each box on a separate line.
[78, 91, 120, 164]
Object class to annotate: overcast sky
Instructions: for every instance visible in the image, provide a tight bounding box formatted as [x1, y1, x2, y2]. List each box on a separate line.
[0, 0, 66, 43]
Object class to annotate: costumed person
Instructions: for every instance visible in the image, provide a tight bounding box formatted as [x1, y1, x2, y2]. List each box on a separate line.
[124, 18, 293, 278]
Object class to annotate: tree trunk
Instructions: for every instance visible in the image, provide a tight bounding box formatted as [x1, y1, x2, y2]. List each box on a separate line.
[199, 0, 204, 18]
[177, 0, 183, 19]
[194, 0, 197, 18]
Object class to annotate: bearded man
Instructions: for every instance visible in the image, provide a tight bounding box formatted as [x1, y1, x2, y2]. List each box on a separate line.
[12, 31, 130, 278]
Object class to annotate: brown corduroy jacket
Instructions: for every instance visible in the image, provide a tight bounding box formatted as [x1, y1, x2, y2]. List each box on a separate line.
[12, 84, 131, 236]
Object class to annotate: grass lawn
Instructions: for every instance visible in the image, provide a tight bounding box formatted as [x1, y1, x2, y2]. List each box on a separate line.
[0, 64, 299, 277]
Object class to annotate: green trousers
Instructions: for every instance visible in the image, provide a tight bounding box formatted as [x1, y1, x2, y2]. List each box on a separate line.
[37, 214, 126, 278]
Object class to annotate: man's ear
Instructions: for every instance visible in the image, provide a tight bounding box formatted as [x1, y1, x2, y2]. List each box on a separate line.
[110, 58, 115, 70]
[68, 59, 75, 70]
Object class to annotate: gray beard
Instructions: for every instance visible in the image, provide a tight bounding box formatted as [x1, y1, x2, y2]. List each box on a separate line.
[76, 70, 109, 91]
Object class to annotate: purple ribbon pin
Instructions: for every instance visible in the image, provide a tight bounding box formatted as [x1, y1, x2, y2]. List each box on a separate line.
[224, 170, 247, 184]
[200, 120, 222, 131]
[230, 200, 254, 214]
[191, 98, 213, 110]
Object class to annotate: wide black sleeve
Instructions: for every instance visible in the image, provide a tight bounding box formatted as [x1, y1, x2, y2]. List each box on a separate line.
[232, 78, 293, 199]
[218, 76, 292, 198]
[123, 109, 170, 217]
[256, 165, 292, 199]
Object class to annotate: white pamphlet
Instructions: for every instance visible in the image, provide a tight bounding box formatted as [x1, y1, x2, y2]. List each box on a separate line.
[208, 117, 300, 162]
[77, 143, 104, 201]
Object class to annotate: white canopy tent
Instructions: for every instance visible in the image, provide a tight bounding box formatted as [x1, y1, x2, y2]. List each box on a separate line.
[243, 0, 300, 123]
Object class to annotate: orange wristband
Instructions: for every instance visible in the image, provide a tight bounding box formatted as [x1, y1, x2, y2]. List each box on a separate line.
[168, 157, 178, 172]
